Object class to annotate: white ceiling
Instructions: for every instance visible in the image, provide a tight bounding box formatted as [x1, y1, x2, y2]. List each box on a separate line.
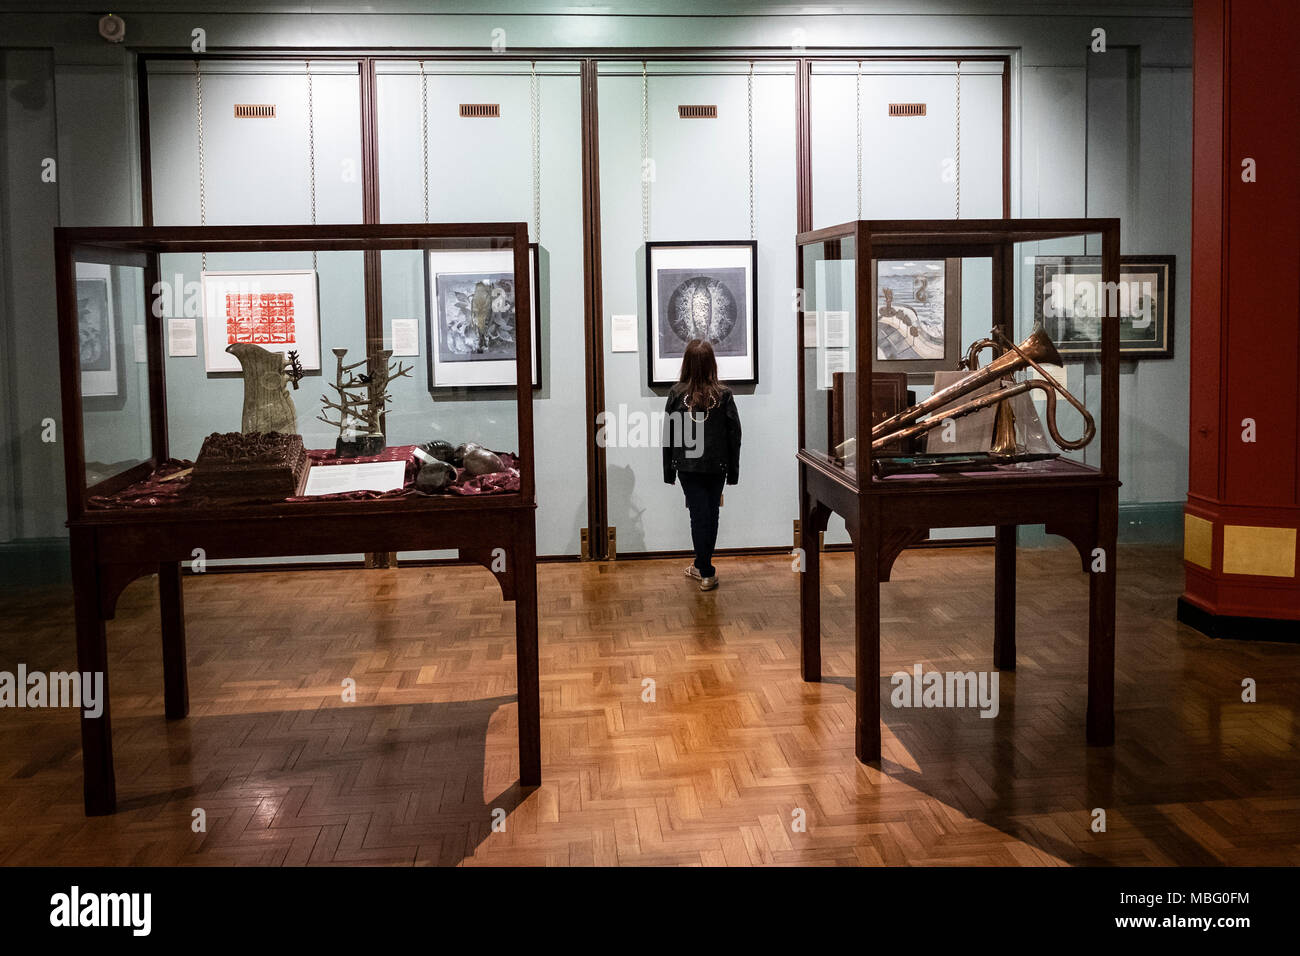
[0, 1, 1194, 16]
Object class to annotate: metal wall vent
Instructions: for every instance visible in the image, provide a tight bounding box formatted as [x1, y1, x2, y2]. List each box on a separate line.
[459, 103, 501, 118]
[233, 104, 276, 119]
[678, 104, 718, 119]
[888, 103, 927, 117]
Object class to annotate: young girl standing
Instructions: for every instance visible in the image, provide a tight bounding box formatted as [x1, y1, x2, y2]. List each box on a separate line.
[662, 340, 742, 591]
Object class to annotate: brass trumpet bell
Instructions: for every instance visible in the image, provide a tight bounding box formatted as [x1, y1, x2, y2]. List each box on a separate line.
[871, 324, 1095, 455]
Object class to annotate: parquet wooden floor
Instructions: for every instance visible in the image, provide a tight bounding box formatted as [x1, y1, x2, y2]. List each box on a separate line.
[0, 543, 1297, 866]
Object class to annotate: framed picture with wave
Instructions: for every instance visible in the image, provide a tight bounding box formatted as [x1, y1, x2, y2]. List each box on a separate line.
[872, 258, 962, 377]
[646, 240, 758, 387]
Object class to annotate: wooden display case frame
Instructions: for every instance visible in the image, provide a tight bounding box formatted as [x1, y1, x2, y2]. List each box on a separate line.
[794, 217, 1121, 764]
[54, 222, 540, 815]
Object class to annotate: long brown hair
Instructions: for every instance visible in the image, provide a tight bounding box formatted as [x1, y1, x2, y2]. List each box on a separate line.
[677, 339, 723, 411]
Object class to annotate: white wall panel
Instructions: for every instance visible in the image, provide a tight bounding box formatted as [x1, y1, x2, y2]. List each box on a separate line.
[598, 66, 798, 553]
[0, 51, 63, 539]
[375, 64, 587, 556]
[149, 65, 362, 227]
[149, 66, 366, 463]
[1128, 66, 1191, 506]
[1020, 66, 1087, 218]
[812, 64, 1004, 228]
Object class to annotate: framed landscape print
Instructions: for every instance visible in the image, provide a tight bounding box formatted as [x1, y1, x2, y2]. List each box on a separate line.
[646, 240, 758, 387]
[76, 261, 123, 399]
[426, 244, 541, 390]
[1033, 255, 1175, 359]
[200, 269, 321, 373]
[871, 258, 962, 375]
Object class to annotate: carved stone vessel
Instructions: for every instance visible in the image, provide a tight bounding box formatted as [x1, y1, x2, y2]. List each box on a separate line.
[227, 343, 302, 435]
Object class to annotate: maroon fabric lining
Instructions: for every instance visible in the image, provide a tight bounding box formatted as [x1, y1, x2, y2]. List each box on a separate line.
[87, 445, 520, 510]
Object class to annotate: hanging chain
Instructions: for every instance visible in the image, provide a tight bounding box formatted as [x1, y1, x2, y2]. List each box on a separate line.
[307, 60, 317, 269]
[954, 60, 962, 220]
[855, 60, 863, 220]
[641, 61, 650, 243]
[747, 62, 755, 240]
[195, 60, 206, 270]
[530, 61, 541, 243]
[420, 60, 430, 223]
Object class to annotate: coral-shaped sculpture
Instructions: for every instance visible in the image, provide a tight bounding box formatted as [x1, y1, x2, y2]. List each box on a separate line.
[317, 347, 412, 458]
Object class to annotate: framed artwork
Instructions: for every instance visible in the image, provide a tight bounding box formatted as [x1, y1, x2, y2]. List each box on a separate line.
[200, 269, 321, 373]
[426, 244, 541, 390]
[872, 258, 962, 375]
[1033, 255, 1175, 359]
[646, 240, 758, 387]
[76, 261, 126, 399]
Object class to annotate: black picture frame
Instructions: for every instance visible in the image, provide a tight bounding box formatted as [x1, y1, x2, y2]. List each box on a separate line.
[1033, 254, 1176, 360]
[645, 239, 759, 387]
[424, 242, 543, 391]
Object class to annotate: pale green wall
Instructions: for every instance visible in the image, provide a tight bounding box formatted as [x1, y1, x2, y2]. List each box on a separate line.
[0, 3, 1194, 560]
[598, 64, 800, 553]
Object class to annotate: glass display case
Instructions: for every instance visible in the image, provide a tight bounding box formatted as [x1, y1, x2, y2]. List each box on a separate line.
[798, 219, 1118, 485]
[794, 218, 1120, 766]
[54, 222, 540, 814]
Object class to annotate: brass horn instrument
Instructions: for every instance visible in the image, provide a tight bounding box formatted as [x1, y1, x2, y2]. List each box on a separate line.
[871, 324, 1096, 455]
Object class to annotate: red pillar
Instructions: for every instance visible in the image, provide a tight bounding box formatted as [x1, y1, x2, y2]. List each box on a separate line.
[1179, 0, 1300, 638]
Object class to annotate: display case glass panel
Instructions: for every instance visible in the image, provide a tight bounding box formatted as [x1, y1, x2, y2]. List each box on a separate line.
[379, 245, 522, 453]
[796, 219, 1120, 493]
[57, 224, 532, 521]
[1013, 234, 1106, 474]
[75, 254, 152, 490]
[800, 233, 858, 478]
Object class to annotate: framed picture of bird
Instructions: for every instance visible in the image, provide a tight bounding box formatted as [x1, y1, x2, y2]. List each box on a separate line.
[424, 244, 541, 391]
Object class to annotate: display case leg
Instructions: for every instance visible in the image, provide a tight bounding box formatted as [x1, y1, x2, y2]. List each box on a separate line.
[799, 510, 823, 682]
[855, 526, 882, 764]
[72, 535, 116, 815]
[993, 525, 1017, 670]
[514, 534, 541, 787]
[1087, 498, 1117, 745]
[159, 561, 189, 720]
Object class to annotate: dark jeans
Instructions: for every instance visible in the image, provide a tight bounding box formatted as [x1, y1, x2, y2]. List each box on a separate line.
[679, 471, 726, 578]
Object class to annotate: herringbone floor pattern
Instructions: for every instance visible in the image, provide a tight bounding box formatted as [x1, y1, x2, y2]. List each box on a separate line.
[0, 543, 1296, 866]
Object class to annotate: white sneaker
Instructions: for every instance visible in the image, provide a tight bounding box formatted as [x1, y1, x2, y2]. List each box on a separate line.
[684, 565, 702, 580]
[699, 575, 719, 591]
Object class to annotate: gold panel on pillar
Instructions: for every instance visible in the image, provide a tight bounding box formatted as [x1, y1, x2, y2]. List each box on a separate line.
[1221, 525, 1297, 578]
[1183, 513, 1214, 569]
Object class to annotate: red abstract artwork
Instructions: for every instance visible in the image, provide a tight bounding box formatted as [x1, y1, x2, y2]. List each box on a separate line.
[225, 292, 296, 345]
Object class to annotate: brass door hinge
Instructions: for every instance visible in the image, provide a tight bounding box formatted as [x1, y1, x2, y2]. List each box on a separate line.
[580, 527, 617, 561]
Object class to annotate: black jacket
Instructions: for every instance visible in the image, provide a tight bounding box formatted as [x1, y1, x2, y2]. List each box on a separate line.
[662, 385, 742, 485]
